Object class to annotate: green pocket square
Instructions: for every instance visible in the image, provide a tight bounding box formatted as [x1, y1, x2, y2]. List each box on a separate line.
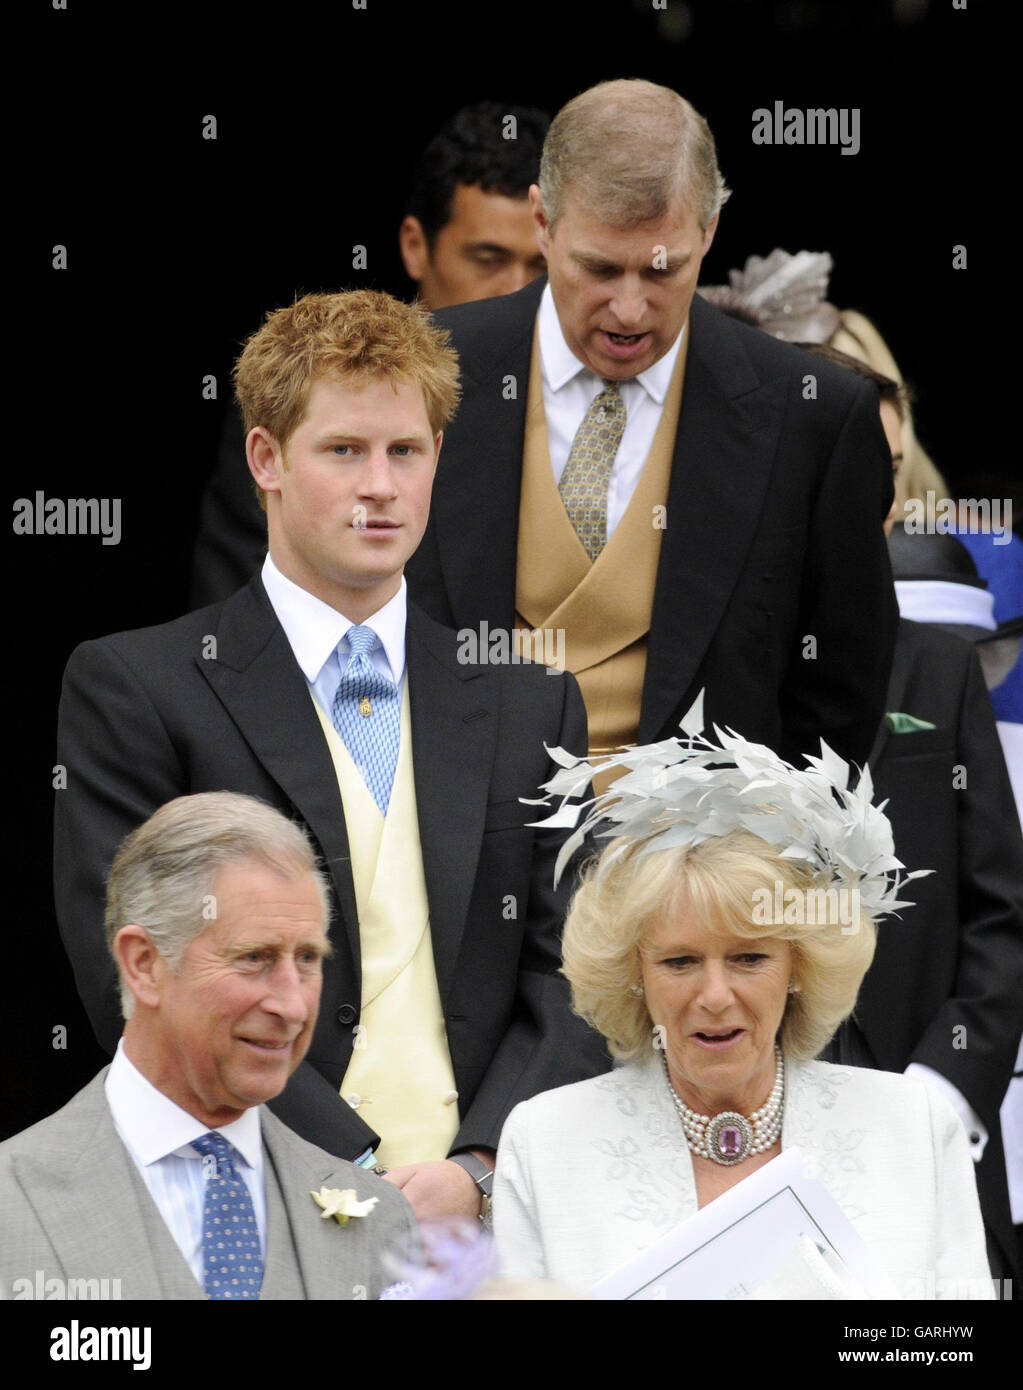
[886, 712, 937, 734]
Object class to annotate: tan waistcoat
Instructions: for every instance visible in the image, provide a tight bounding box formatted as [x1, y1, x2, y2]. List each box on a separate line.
[312, 688, 459, 1168]
[514, 326, 687, 757]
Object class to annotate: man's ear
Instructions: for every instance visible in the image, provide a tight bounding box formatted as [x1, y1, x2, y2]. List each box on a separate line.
[114, 925, 165, 1011]
[528, 185, 550, 257]
[247, 426, 285, 497]
[399, 215, 430, 283]
[701, 213, 720, 258]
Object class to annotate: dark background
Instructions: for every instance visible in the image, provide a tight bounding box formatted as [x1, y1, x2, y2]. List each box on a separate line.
[9, 0, 997, 1136]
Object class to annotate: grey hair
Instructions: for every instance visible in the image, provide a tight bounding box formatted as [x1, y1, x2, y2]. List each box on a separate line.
[538, 79, 730, 232]
[105, 792, 330, 1019]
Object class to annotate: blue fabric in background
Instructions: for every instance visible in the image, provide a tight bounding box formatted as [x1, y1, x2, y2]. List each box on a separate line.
[955, 531, 1023, 723]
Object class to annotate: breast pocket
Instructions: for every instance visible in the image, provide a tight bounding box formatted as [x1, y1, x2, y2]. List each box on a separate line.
[881, 729, 954, 760]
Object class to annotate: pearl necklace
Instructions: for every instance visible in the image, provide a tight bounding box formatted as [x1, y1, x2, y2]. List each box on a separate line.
[663, 1046, 784, 1167]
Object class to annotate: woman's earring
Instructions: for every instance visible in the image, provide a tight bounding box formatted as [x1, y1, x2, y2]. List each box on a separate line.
[630, 983, 645, 997]
[787, 982, 801, 995]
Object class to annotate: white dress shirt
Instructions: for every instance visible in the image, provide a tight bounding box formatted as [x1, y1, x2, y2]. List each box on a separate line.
[104, 1040, 266, 1287]
[261, 553, 407, 718]
[538, 282, 686, 539]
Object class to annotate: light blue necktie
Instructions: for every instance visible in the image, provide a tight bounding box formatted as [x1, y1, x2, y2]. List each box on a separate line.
[331, 625, 400, 814]
[191, 1131, 263, 1301]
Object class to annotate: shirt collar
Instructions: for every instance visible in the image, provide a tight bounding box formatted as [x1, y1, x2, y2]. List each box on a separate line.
[894, 579, 997, 632]
[537, 281, 686, 404]
[261, 553, 407, 684]
[105, 1038, 263, 1170]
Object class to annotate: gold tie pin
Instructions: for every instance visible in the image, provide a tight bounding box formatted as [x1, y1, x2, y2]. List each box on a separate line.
[359, 695, 372, 718]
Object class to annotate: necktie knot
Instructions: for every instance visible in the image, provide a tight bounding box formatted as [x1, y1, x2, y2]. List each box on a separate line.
[192, 1131, 232, 1163]
[345, 624, 378, 660]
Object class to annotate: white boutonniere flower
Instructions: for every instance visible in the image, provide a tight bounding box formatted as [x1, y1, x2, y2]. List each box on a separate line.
[310, 1186, 379, 1225]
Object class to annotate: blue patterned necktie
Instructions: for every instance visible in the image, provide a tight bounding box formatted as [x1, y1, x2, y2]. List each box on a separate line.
[191, 1131, 264, 1301]
[331, 624, 400, 814]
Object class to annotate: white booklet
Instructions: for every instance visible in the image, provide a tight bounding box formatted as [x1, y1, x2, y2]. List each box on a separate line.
[591, 1147, 899, 1300]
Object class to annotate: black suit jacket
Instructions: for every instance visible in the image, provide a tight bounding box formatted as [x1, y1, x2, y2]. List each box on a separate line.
[189, 403, 267, 610]
[828, 618, 1023, 1277]
[54, 579, 611, 1159]
[403, 278, 898, 768]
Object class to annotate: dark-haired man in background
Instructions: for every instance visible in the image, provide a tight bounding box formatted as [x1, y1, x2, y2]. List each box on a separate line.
[398, 100, 549, 309]
[191, 101, 549, 609]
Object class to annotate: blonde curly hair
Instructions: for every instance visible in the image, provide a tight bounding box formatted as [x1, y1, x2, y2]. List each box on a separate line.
[562, 828, 876, 1064]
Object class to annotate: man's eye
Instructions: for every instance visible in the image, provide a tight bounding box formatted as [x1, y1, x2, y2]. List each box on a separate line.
[332, 445, 352, 456]
[391, 444, 412, 456]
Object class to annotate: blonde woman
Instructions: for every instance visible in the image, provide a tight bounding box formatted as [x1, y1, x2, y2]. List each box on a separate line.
[493, 708, 993, 1299]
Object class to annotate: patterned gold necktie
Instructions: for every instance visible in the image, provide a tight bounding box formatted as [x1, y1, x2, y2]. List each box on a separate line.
[557, 379, 626, 562]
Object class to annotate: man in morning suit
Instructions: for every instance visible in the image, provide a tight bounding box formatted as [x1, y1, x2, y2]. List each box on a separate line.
[809, 346, 1023, 1288]
[3, 793, 412, 1300]
[404, 79, 898, 769]
[54, 289, 610, 1225]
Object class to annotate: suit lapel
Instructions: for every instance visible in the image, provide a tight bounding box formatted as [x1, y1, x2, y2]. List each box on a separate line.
[639, 296, 787, 740]
[432, 279, 542, 629]
[12, 1073, 202, 1300]
[868, 620, 914, 771]
[195, 577, 361, 983]
[261, 1110, 360, 1300]
[406, 605, 497, 1003]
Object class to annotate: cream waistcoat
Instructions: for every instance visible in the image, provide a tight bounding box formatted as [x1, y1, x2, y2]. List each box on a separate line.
[514, 326, 687, 758]
[312, 688, 459, 1168]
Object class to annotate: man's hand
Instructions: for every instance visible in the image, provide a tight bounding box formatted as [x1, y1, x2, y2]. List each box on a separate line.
[381, 1158, 484, 1224]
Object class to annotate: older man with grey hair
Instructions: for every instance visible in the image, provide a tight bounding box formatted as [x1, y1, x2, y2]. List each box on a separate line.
[2, 793, 413, 1301]
[406, 77, 898, 772]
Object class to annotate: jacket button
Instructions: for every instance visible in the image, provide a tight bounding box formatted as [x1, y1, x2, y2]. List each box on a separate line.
[336, 1004, 357, 1025]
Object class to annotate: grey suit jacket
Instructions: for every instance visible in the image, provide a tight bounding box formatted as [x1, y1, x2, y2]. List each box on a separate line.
[0, 1070, 416, 1300]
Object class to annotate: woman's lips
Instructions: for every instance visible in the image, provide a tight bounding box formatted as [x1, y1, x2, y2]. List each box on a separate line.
[690, 1027, 745, 1051]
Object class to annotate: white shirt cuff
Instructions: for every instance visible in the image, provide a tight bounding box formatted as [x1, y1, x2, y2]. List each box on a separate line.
[906, 1063, 988, 1161]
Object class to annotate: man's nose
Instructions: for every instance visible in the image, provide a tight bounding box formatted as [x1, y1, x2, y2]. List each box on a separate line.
[609, 278, 647, 328]
[263, 959, 310, 1024]
[357, 449, 399, 498]
[499, 262, 539, 296]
